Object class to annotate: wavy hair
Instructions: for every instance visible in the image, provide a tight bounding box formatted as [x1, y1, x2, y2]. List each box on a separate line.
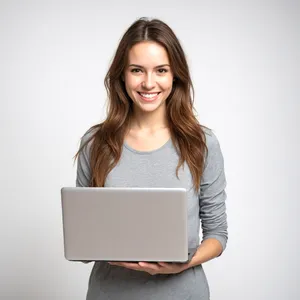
[74, 17, 207, 192]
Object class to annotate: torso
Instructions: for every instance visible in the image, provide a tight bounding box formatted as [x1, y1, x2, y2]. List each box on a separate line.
[86, 136, 209, 299]
[81, 127, 212, 300]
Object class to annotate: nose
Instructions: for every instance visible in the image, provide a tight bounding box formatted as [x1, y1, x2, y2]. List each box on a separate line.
[141, 74, 156, 90]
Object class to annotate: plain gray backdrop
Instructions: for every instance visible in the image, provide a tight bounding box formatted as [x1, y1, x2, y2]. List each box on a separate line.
[1, 0, 299, 299]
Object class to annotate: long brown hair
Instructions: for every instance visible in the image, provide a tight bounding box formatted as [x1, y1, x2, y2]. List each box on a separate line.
[74, 17, 207, 192]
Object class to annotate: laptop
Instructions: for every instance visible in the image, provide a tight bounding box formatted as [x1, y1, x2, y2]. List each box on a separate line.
[61, 187, 196, 263]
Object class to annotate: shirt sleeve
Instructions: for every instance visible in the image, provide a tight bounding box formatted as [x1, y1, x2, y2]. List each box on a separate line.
[76, 130, 93, 188]
[199, 130, 228, 253]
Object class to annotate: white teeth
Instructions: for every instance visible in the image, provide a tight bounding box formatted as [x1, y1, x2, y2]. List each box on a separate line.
[140, 93, 159, 98]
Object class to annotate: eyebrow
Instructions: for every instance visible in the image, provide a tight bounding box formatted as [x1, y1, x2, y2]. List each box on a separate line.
[128, 64, 170, 68]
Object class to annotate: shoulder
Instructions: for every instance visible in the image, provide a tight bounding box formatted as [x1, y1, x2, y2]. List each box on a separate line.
[201, 126, 224, 167]
[202, 126, 221, 151]
[79, 125, 99, 148]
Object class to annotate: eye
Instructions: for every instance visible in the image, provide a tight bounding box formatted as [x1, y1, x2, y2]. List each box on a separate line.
[157, 68, 168, 74]
[130, 68, 142, 73]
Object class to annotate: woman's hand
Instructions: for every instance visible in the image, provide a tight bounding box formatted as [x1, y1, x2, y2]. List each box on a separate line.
[108, 261, 189, 275]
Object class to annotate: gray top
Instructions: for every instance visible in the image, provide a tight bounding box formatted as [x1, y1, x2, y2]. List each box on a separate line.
[76, 127, 228, 300]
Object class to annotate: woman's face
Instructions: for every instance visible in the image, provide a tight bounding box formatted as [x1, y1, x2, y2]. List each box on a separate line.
[124, 41, 174, 114]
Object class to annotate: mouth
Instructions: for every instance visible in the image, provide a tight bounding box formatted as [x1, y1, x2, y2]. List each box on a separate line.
[137, 92, 161, 102]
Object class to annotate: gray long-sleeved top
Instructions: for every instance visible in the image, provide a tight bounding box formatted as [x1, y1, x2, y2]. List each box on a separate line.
[76, 127, 228, 300]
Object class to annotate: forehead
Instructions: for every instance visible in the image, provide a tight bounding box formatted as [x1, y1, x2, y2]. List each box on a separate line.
[127, 41, 170, 66]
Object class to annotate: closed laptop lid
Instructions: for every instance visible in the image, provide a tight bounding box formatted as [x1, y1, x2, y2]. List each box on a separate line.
[61, 187, 189, 262]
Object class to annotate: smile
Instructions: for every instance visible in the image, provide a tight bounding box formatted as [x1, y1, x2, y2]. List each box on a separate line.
[137, 92, 161, 102]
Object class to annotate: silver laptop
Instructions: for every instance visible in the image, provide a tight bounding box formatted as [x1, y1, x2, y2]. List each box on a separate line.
[61, 187, 196, 263]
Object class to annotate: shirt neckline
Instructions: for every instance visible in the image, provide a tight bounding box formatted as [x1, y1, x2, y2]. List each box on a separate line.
[123, 138, 172, 155]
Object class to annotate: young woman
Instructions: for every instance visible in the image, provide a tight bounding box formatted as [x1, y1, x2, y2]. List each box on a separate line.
[75, 17, 228, 300]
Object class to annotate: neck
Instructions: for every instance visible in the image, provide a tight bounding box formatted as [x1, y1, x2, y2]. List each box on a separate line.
[130, 105, 168, 131]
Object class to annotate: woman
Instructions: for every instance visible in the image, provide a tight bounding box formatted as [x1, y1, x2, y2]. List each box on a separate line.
[75, 17, 228, 300]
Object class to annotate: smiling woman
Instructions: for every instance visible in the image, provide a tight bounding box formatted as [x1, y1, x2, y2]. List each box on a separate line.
[74, 17, 228, 300]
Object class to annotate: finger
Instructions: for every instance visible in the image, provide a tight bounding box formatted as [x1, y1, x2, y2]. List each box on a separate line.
[110, 261, 159, 274]
[157, 262, 178, 271]
[138, 262, 161, 271]
[157, 262, 186, 274]
[157, 262, 172, 267]
[108, 262, 125, 266]
[138, 266, 158, 275]
[121, 262, 142, 269]
[110, 262, 139, 268]
[120, 262, 148, 273]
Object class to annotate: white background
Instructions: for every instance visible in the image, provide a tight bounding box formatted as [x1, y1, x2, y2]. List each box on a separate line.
[1, 0, 299, 299]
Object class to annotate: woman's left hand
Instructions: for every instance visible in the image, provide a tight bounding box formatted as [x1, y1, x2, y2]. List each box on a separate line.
[108, 261, 189, 275]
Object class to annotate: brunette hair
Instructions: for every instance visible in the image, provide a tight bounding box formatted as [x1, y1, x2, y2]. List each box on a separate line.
[74, 17, 207, 192]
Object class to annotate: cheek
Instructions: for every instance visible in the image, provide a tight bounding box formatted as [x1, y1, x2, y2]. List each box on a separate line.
[160, 77, 173, 91]
[125, 77, 141, 91]
[125, 80, 133, 92]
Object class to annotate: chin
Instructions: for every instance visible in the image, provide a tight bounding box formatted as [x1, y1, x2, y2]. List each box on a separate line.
[136, 101, 166, 113]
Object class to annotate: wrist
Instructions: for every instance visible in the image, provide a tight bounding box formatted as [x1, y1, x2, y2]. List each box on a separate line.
[180, 259, 196, 272]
